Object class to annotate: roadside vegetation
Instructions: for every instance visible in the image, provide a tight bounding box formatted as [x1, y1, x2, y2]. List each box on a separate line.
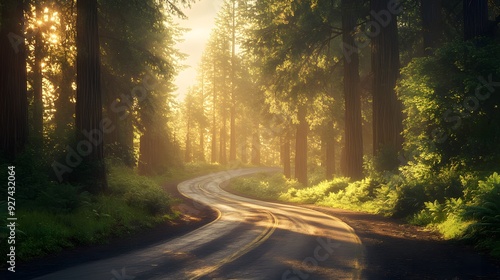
[229, 169, 500, 258]
[0, 154, 227, 264]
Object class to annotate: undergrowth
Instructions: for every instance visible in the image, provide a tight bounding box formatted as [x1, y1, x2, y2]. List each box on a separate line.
[228, 170, 500, 258]
[0, 161, 177, 263]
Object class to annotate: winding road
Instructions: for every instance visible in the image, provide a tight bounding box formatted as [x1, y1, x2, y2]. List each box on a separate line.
[33, 168, 364, 280]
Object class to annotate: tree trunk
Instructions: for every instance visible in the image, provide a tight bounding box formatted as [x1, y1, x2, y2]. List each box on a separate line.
[54, 59, 75, 137]
[229, 0, 237, 162]
[295, 105, 308, 185]
[463, 0, 489, 40]
[199, 125, 205, 161]
[342, 0, 364, 180]
[220, 120, 227, 165]
[0, 0, 29, 161]
[54, 7, 75, 139]
[33, 0, 44, 140]
[185, 121, 192, 162]
[139, 128, 170, 175]
[199, 79, 205, 162]
[251, 122, 260, 165]
[421, 0, 443, 55]
[371, 0, 403, 169]
[240, 124, 248, 163]
[211, 60, 217, 163]
[324, 122, 336, 180]
[283, 130, 291, 178]
[75, 0, 107, 191]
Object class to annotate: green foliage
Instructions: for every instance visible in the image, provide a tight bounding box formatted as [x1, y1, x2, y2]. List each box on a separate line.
[463, 173, 500, 256]
[12, 196, 164, 261]
[0, 147, 92, 213]
[326, 179, 370, 203]
[229, 173, 396, 216]
[411, 198, 468, 239]
[35, 184, 90, 214]
[230, 173, 299, 200]
[394, 165, 464, 217]
[280, 178, 350, 204]
[372, 145, 401, 174]
[0, 163, 174, 263]
[108, 165, 172, 215]
[398, 39, 500, 172]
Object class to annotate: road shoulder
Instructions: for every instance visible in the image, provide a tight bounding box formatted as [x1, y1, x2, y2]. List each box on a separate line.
[305, 206, 500, 280]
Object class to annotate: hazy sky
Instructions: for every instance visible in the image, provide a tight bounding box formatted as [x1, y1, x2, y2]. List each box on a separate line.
[173, 0, 223, 100]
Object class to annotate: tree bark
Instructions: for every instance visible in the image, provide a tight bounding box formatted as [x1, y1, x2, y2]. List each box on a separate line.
[199, 78, 205, 162]
[0, 0, 29, 161]
[325, 122, 336, 180]
[251, 122, 260, 165]
[199, 125, 205, 161]
[75, 0, 106, 191]
[53, 7, 75, 139]
[463, 0, 489, 40]
[219, 121, 227, 165]
[33, 0, 44, 140]
[54, 59, 75, 137]
[283, 129, 291, 178]
[294, 105, 308, 185]
[211, 60, 217, 163]
[342, 0, 364, 180]
[421, 0, 443, 55]
[371, 0, 403, 168]
[229, 0, 237, 162]
[185, 120, 192, 162]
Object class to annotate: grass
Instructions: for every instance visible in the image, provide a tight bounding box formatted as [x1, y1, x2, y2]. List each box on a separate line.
[0, 163, 180, 264]
[228, 171, 500, 258]
[0, 161, 239, 264]
[14, 199, 157, 260]
[228, 173, 397, 216]
[228, 173, 301, 201]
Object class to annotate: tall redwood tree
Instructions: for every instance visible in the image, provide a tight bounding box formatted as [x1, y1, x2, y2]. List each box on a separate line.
[341, 0, 364, 180]
[371, 0, 403, 168]
[0, 0, 29, 161]
[75, 0, 107, 191]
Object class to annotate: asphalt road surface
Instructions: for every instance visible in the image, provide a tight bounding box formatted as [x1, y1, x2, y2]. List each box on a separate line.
[33, 168, 364, 280]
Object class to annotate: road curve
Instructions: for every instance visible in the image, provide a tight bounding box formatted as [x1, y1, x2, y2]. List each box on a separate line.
[33, 168, 364, 280]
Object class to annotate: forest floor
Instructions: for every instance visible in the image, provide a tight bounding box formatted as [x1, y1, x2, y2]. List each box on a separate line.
[8, 181, 500, 280]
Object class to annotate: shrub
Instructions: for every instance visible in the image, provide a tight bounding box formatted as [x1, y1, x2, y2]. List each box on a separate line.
[108, 165, 171, 215]
[123, 186, 171, 215]
[280, 178, 350, 204]
[463, 173, 500, 256]
[411, 197, 468, 239]
[35, 184, 88, 213]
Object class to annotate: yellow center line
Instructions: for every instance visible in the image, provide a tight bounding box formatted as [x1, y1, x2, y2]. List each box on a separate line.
[189, 210, 279, 280]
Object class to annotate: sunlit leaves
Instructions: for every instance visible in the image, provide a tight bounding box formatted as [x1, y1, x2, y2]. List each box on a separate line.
[398, 39, 500, 170]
